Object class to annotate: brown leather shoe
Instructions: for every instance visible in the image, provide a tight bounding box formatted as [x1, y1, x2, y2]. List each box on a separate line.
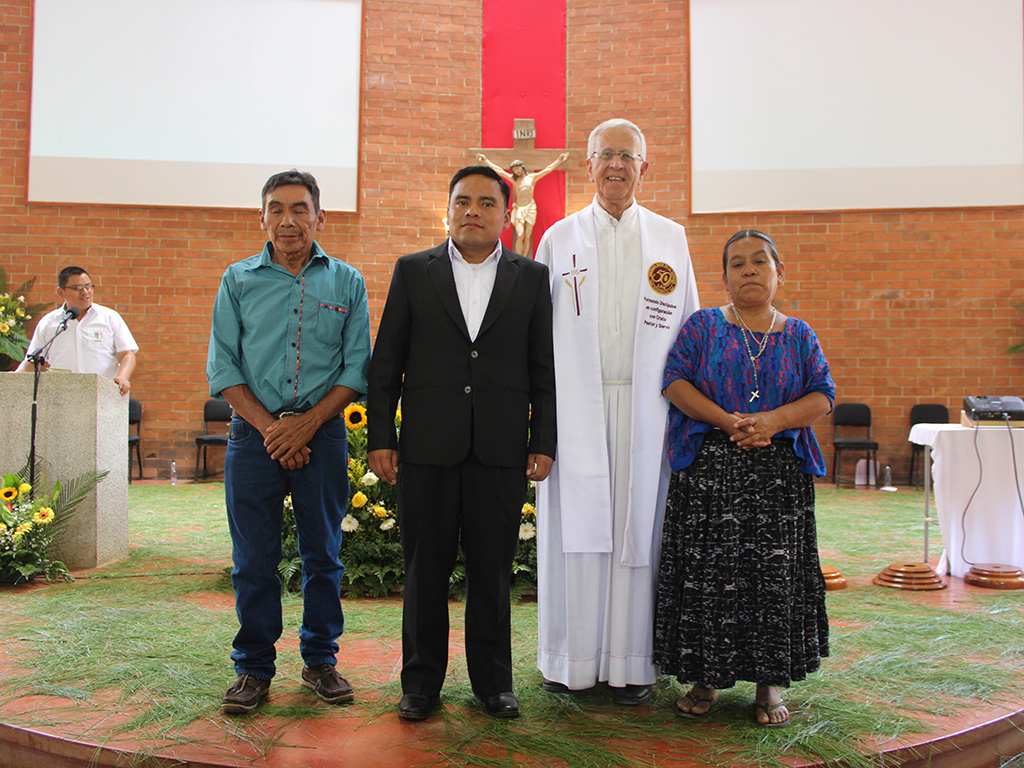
[301, 663, 354, 704]
[222, 674, 270, 714]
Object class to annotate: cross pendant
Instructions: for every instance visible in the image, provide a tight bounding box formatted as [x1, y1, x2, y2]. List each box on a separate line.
[749, 390, 760, 403]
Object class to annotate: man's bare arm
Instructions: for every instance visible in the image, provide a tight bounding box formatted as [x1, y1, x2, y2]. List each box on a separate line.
[475, 153, 515, 183]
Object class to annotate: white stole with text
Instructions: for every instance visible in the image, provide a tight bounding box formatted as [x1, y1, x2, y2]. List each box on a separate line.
[537, 203, 699, 566]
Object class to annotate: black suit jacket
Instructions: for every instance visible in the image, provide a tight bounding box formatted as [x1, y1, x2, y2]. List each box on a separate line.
[367, 242, 556, 467]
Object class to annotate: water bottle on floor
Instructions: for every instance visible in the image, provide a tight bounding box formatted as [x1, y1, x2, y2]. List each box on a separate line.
[880, 464, 895, 491]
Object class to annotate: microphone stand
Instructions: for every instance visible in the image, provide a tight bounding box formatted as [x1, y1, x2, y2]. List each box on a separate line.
[25, 310, 76, 496]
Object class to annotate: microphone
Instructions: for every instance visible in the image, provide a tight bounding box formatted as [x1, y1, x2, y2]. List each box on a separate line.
[26, 305, 81, 363]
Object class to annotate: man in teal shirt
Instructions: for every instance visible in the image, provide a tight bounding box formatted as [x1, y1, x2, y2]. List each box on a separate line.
[207, 169, 371, 714]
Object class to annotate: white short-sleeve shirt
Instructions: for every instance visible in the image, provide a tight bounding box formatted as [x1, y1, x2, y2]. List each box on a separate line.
[23, 303, 139, 380]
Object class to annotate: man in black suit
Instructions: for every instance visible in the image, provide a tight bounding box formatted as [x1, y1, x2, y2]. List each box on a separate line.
[367, 165, 556, 722]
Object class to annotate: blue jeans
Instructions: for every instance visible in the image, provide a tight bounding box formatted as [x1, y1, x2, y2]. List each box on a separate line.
[224, 416, 349, 679]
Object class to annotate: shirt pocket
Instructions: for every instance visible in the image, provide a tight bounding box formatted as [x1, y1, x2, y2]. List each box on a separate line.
[312, 296, 349, 344]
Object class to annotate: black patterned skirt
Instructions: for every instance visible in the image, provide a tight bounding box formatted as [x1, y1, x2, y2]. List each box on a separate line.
[653, 431, 829, 688]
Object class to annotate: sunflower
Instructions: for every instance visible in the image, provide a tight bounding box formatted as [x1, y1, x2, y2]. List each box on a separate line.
[344, 402, 367, 431]
[0, 487, 17, 502]
[33, 507, 55, 525]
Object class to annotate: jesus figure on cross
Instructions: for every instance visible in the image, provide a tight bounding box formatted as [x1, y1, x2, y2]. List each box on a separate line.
[476, 152, 569, 259]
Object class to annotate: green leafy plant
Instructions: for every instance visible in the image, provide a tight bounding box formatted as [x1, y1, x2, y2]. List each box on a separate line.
[278, 402, 539, 598]
[0, 464, 108, 582]
[1007, 301, 1024, 354]
[0, 267, 50, 368]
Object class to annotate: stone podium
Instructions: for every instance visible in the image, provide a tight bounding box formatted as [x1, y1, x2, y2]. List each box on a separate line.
[0, 372, 128, 568]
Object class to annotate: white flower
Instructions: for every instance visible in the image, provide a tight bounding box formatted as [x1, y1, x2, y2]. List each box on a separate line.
[379, 518, 396, 531]
[518, 522, 536, 541]
[360, 471, 379, 487]
[340, 514, 360, 533]
[17, 295, 25, 302]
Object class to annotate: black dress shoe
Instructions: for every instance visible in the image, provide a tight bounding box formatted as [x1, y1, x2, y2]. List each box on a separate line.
[474, 691, 520, 719]
[540, 679, 571, 693]
[398, 693, 439, 722]
[611, 684, 653, 706]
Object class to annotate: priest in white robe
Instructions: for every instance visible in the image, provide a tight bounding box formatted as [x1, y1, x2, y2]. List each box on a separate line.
[534, 118, 700, 705]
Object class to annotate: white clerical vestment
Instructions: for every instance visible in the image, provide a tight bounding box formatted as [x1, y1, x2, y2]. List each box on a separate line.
[535, 198, 699, 689]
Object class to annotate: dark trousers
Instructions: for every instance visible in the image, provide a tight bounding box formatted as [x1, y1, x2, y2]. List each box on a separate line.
[397, 455, 526, 697]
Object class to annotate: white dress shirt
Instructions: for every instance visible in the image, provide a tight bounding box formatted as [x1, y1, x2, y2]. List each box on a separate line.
[23, 302, 138, 380]
[447, 238, 502, 341]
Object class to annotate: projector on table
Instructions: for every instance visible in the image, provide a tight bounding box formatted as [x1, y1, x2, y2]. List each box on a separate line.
[962, 396, 1024, 422]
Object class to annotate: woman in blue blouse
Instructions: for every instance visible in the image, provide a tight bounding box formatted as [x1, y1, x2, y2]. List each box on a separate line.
[653, 230, 835, 727]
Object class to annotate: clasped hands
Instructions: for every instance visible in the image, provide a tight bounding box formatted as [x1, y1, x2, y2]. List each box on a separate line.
[263, 413, 317, 470]
[729, 411, 779, 449]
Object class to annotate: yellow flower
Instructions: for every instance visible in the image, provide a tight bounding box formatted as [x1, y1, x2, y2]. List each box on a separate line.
[0, 323, 9, 335]
[395, 407, 402, 424]
[18, 483, 31, 495]
[344, 402, 367, 431]
[0, 487, 17, 502]
[522, 503, 536, 517]
[0, 523, 7, 534]
[13, 522, 32, 539]
[351, 491, 368, 508]
[371, 504, 389, 518]
[16, 308, 25, 317]
[33, 507, 55, 525]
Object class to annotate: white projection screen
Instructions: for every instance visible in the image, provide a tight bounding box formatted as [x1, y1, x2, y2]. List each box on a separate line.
[689, 0, 1024, 213]
[28, 0, 362, 211]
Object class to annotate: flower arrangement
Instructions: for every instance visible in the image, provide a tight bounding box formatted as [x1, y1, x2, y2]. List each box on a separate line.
[0, 466, 107, 583]
[278, 402, 539, 598]
[0, 268, 50, 370]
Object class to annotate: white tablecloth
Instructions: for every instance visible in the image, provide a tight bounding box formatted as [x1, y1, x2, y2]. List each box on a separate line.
[909, 423, 1024, 577]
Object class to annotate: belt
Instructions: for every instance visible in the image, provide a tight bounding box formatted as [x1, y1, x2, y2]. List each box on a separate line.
[272, 409, 341, 421]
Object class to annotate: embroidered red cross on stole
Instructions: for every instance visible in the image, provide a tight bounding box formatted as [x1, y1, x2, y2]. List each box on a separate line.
[562, 254, 587, 316]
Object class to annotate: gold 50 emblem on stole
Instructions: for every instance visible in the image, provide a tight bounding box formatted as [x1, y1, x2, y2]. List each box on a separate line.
[647, 262, 677, 295]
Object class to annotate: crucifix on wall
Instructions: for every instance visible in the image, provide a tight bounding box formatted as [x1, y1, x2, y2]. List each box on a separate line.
[468, 119, 575, 259]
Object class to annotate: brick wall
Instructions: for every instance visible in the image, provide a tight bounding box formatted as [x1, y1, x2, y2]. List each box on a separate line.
[2, 0, 1022, 481]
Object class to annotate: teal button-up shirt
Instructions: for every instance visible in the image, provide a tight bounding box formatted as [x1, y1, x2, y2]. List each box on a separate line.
[206, 242, 371, 414]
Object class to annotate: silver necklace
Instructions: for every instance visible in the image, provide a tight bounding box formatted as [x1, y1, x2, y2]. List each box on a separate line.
[732, 303, 777, 403]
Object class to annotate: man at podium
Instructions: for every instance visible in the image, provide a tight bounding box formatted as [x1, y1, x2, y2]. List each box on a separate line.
[15, 266, 138, 396]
